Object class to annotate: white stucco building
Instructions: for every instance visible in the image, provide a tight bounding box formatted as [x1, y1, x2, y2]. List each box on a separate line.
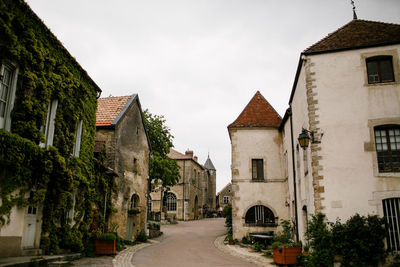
[229, 19, 400, 249]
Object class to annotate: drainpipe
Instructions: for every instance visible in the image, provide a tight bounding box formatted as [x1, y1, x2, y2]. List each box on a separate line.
[288, 106, 299, 241]
[183, 160, 186, 221]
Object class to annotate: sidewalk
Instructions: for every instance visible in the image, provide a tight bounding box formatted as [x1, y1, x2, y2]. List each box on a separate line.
[214, 235, 275, 267]
[0, 253, 81, 267]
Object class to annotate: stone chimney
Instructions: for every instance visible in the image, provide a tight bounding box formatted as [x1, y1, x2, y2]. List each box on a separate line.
[185, 150, 194, 158]
[193, 156, 198, 162]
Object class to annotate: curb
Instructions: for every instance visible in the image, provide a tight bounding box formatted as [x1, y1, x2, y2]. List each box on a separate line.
[113, 239, 159, 267]
[214, 235, 275, 267]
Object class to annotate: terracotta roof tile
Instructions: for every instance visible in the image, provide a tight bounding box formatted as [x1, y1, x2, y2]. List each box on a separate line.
[228, 91, 281, 128]
[96, 95, 131, 126]
[168, 148, 192, 160]
[304, 19, 400, 55]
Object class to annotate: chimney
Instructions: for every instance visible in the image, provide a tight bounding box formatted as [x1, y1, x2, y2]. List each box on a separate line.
[185, 150, 194, 158]
[194, 156, 198, 162]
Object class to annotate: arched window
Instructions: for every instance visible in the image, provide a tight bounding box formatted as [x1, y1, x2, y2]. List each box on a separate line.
[130, 194, 139, 210]
[245, 205, 275, 226]
[383, 198, 400, 251]
[163, 192, 177, 211]
[374, 125, 400, 172]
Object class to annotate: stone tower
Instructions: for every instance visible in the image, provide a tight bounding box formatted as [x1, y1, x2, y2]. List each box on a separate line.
[204, 156, 217, 210]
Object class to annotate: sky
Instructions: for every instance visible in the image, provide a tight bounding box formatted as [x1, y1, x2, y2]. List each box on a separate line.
[25, 0, 400, 192]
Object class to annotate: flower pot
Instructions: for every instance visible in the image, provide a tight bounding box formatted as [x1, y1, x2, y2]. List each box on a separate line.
[273, 246, 302, 265]
[95, 239, 117, 255]
[228, 239, 235, 245]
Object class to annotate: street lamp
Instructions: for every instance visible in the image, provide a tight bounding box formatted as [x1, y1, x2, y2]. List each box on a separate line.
[298, 128, 314, 149]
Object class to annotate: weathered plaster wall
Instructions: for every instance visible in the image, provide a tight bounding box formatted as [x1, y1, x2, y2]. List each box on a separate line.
[286, 44, 400, 241]
[230, 128, 289, 239]
[96, 99, 150, 240]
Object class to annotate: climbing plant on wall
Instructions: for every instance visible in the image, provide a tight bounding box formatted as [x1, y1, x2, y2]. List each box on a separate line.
[0, 0, 115, 254]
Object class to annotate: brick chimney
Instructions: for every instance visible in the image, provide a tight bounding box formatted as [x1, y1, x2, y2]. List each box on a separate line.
[193, 156, 198, 162]
[185, 150, 194, 158]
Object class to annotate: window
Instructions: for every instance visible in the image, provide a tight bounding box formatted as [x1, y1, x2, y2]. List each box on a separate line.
[72, 120, 83, 157]
[0, 62, 18, 131]
[374, 126, 400, 172]
[252, 159, 264, 180]
[223, 196, 229, 204]
[382, 198, 400, 251]
[245, 205, 276, 226]
[40, 99, 58, 148]
[367, 56, 394, 84]
[163, 192, 176, 211]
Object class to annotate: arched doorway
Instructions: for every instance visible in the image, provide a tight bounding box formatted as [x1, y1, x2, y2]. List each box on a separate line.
[126, 193, 140, 240]
[194, 196, 199, 220]
[245, 205, 276, 226]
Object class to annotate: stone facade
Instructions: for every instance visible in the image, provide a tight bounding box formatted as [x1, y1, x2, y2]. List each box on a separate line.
[216, 183, 232, 211]
[229, 20, 400, 246]
[228, 92, 289, 240]
[150, 149, 216, 221]
[96, 95, 150, 240]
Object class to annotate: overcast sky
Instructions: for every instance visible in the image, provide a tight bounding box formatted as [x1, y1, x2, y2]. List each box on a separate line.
[25, 0, 400, 192]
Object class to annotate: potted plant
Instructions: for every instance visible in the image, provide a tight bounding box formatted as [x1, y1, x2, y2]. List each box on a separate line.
[272, 220, 302, 265]
[95, 232, 117, 255]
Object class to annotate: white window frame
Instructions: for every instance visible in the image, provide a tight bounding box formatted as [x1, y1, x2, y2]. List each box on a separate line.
[40, 99, 58, 148]
[223, 196, 229, 204]
[72, 119, 83, 157]
[0, 61, 18, 131]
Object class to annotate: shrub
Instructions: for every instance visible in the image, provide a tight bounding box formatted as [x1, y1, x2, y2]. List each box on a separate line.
[223, 205, 232, 235]
[96, 233, 116, 241]
[135, 229, 148, 243]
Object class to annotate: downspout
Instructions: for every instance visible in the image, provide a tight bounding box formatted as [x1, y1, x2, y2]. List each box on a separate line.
[288, 106, 299, 241]
[183, 160, 186, 221]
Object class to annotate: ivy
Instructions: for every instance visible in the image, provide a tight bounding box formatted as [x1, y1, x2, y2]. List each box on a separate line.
[0, 0, 115, 255]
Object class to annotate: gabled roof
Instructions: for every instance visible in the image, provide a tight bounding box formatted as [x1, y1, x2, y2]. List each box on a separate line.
[217, 183, 232, 196]
[168, 148, 192, 160]
[204, 156, 216, 170]
[304, 19, 400, 55]
[96, 95, 135, 127]
[228, 91, 282, 129]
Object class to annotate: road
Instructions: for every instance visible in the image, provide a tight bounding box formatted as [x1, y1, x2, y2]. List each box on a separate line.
[131, 218, 257, 267]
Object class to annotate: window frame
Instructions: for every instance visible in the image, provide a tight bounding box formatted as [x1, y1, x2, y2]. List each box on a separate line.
[223, 196, 229, 204]
[374, 125, 400, 173]
[366, 56, 395, 84]
[252, 159, 264, 180]
[244, 205, 276, 227]
[163, 192, 177, 212]
[0, 61, 19, 131]
[40, 99, 58, 148]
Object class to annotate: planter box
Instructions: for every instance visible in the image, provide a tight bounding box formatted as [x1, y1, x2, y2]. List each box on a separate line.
[273, 246, 302, 265]
[95, 240, 117, 255]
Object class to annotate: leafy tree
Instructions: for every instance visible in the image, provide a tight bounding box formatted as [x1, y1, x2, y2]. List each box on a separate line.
[143, 110, 180, 187]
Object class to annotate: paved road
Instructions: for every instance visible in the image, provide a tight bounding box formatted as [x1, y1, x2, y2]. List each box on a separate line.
[131, 218, 257, 267]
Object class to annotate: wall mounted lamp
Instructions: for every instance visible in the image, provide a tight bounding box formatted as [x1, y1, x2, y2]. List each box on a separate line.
[298, 128, 314, 149]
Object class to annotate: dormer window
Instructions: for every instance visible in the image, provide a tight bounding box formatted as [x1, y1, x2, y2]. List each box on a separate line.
[367, 56, 394, 84]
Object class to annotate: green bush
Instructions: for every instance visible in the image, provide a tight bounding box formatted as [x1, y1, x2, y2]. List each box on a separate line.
[222, 205, 232, 235]
[96, 233, 116, 241]
[305, 213, 387, 267]
[135, 229, 148, 243]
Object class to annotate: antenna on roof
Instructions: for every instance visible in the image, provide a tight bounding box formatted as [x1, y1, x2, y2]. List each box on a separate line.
[350, 0, 358, 20]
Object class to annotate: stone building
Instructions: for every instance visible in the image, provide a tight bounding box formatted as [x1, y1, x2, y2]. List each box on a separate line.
[96, 94, 151, 240]
[228, 92, 289, 239]
[0, 0, 102, 257]
[150, 149, 216, 220]
[229, 19, 400, 249]
[216, 183, 233, 210]
[281, 19, 400, 245]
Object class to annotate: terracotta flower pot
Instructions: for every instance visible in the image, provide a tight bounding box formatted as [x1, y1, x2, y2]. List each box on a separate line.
[273, 246, 302, 265]
[95, 239, 117, 255]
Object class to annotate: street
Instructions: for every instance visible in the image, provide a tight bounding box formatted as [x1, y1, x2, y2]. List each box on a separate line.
[132, 218, 257, 267]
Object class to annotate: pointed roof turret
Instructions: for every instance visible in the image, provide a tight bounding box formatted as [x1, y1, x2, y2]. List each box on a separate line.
[228, 91, 281, 129]
[204, 156, 216, 170]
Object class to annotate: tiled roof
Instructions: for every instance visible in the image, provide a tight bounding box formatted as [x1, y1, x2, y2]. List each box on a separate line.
[304, 19, 400, 55]
[96, 95, 132, 126]
[168, 148, 192, 160]
[228, 91, 282, 128]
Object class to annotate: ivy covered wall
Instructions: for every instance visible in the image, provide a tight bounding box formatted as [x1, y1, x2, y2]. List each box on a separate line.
[0, 0, 114, 254]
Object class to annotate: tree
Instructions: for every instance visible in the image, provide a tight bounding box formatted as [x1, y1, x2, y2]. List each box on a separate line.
[143, 110, 180, 187]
